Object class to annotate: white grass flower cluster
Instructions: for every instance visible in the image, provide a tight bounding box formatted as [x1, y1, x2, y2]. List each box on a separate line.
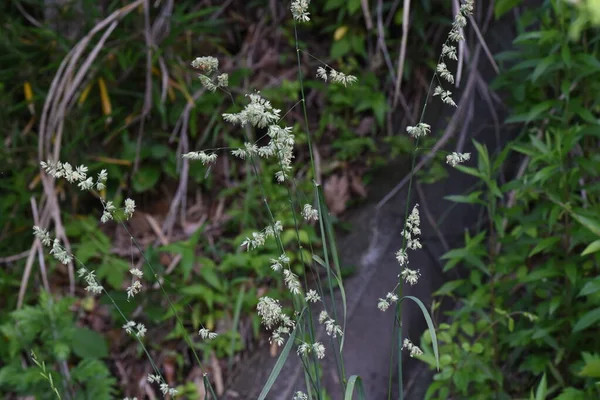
[283, 269, 302, 295]
[191, 56, 228, 92]
[305, 289, 321, 303]
[301, 203, 319, 221]
[318, 310, 343, 338]
[199, 328, 218, 340]
[257, 296, 295, 346]
[126, 267, 144, 301]
[39, 160, 136, 224]
[223, 92, 281, 128]
[40, 160, 108, 192]
[182, 150, 218, 165]
[147, 374, 178, 397]
[269, 253, 290, 272]
[293, 391, 309, 400]
[406, 122, 431, 138]
[401, 204, 422, 251]
[316, 66, 358, 87]
[291, 0, 311, 22]
[402, 338, 423, 358]
[433, 86, 457, 107]
[241, 221, 283, 251]
[432, 0, 474, 108]
[33, 226, 75, 265]
[446, 152, 471, 167]
[377, 292, 399, 312]
[297, 341, 326, 359]
[77, 267, 104, 295]
[123, 320, 147, 338]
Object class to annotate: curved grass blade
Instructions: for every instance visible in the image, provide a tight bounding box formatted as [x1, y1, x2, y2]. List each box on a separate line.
[400, 295, 440, 370]
[257, 310, 302, 400]
[344, 375, 366, 400]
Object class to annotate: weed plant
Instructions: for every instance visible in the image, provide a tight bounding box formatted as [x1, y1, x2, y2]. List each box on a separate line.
[12, 0, 478, 399]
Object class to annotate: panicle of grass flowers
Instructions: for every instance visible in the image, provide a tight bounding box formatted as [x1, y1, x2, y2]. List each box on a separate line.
[198, 74, 217, 92]
[257, 296, 296, 346]
[101, 200, 116, 223]
[126, 280, 142, 301]
[123, 320, 147, 338]
[297, 341, 326, 359]
[283, 269, 302, 295]
[301, 203, 319, 221]
[241, 221, 283, 251]
[305, 289, 321, 303]
[400, 268, 421, 286]
[436, 62, 454, 84]
[96, 169, 108, 191]
[446, 152, 471, 167]
[293, 391, 309, 400]
[33, 226, 52, 247]
[402, 338, 424, 358]
[270, 253, 290, 272]
[290, 0, 311, 22]
[321, 68, 358, 87]
[217, 73, 229, 88]
[199, 328, 218, 340]
[182, 150, 218, 165]
[223, 92, 281, 129]
[318, 310, 343, 338]
[441, 44, 458, 60]
[191, 56, 218, 74]
[406, 122, 431, 138]
[124, 198, 136, 220]
[77, 267, 104, 295]
[377, 292, 399, 312]
[147, 373, 179, 397]
[433, 86, 457, 107]
[50, 238, 72, 265]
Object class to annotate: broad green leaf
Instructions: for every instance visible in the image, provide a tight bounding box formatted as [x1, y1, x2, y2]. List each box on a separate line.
[71, 327, 108, 359]
[581, 239, 600, 256]
[535, 373, 547, 400]
[573, 307, 600, 332]
[579, 354, 600, 378]
[433, 280, 465, 296]
[570, 213, 600, 237]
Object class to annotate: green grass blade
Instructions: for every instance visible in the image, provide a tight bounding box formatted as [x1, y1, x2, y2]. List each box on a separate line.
[344, 375, 366, 400]
[257, 314, 300, 400]
[204, 374, 218, 400]
[400, 295, 440, 370]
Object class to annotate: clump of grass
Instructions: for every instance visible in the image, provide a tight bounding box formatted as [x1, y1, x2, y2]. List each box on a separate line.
[30, 0, 476, 398]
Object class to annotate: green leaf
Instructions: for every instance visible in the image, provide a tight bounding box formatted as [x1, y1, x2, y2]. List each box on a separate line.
[535, 373, 547, 400]
[401, 296, 439, 370]
[257, 310, 301, 400]
[495, 0, 522, 18]
[133, 166, 160, 192]
[433, 280, 465, 296]
[444, 192, 484, 205]
[71, 327, 108, 359]
[344, 375, 367, 400]
[528, 237, 561, 257]
[573, 307, 600, 332]
[581, 239, 600, 256]
[570, 213, 600, 237]
[579, 277, 600, 297]
[579, 354, 600, 378]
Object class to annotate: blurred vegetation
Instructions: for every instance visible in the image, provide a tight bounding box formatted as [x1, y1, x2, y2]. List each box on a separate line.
[421, 1, 600, 399]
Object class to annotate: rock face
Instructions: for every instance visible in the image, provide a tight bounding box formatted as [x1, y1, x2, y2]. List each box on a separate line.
[225, 8, 521, 399]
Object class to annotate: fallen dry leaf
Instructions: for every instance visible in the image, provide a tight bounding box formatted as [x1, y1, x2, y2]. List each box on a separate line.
[324, 174, 350, 215]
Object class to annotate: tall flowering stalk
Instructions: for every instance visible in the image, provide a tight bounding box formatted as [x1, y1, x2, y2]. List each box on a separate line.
[375, 0, 475, 398]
